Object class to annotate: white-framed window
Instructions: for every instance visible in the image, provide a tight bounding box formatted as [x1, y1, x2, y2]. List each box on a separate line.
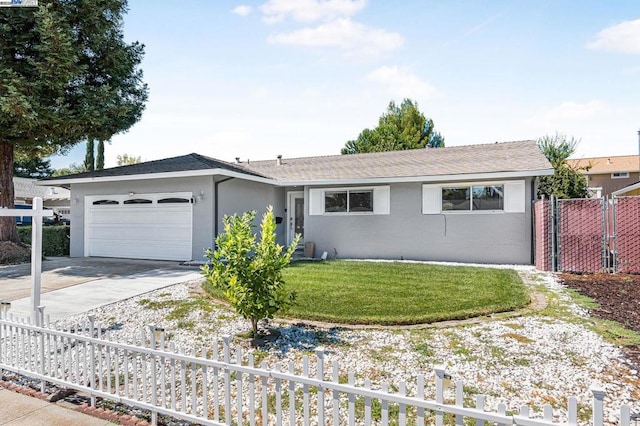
[612, 172, 629, 179]
[423, 180, 525, 214]
[309, 186, 390, 215]
[442, 185, 504, 211]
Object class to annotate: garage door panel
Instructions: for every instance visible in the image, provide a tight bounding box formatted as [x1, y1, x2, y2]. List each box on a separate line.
[86, 193, 193, 261]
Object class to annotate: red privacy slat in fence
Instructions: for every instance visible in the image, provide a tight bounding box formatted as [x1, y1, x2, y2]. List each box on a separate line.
[558, 199, 603, 273]
[616, 197, 640, 274]
[534, 200, 551, 271]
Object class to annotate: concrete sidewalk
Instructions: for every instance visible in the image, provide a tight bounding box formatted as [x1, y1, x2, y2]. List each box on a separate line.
[0, 387, 112, 426]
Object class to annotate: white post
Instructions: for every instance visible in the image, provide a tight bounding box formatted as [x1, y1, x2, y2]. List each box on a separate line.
[30, 197, 44, 323]
[591, 384, 606, 426]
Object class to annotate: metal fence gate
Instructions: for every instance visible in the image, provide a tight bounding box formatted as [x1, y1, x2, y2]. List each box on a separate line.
[534, 196, 640, 274]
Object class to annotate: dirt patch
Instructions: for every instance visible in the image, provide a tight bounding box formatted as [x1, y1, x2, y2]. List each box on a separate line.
[0, 241, 31, 265]
[560, 272, 640, 372]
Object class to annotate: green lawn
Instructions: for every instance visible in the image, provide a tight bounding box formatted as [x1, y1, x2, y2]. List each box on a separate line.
[205, 260, 529, 326]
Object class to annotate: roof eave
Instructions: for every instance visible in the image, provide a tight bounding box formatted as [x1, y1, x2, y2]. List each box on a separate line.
[39, 169, 276, 186]
[279, 169, 554, 187]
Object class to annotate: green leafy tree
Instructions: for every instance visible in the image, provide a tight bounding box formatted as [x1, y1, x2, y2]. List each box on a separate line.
[13, 157, 54, 178]
[342, 99, 445, 154]
[52, 163, 86, 177]
[116, 153, 142, 166]
[537, 133, 589, 199]
[202, 206, 300, 337]
[0, 1, 147, 243]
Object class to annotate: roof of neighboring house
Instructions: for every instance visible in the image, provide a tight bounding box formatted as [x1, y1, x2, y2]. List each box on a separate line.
[612, 181, 640, 196]
[41, 140, 553, 186]
[43, 153, 269, 183]
[567, 155, 640, 174]
[13, 177, 70, 201]
[244, 140, 552, 182]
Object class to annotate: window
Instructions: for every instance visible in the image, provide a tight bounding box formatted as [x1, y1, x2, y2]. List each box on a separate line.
[612, 172, 629, 179]
[324, 190, 373, 213]
[92, 200, 119, 205]
[309, 186, 389, 215]
[123, 198, 152, 205]
[157, 197, 191, 204]
[442, 187, 470, 211]
[324, 191, 347, 212]
[441, 185, 504, 212]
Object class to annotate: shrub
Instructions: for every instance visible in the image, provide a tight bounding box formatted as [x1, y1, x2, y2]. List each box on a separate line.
[201, 206, 300, 337]
[18, 225, 70, 256]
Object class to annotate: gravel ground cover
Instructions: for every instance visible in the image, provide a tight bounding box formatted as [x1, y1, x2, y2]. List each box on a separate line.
[48, 265, 640, 425]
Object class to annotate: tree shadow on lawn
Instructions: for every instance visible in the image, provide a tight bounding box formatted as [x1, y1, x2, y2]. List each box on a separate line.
[253, 323, 349, 354]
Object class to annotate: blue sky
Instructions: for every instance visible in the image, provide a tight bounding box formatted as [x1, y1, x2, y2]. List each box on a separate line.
[50, 0, 640, 169]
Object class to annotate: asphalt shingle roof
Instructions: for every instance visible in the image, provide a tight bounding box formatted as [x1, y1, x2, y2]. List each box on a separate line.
[242, 140, 551, 181]
[43, 141, 552, 184]
[567, 155, 640, 174]
[44, 153, 268, 181]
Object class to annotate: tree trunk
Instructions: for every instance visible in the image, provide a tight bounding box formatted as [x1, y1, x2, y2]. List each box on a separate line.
[96, 140, 104, 170]
[0, 141, 19, 243]
[251, 318, 259, 337]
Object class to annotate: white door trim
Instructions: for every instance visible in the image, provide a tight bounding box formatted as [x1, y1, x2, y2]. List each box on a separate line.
[287, 191, 304, 246]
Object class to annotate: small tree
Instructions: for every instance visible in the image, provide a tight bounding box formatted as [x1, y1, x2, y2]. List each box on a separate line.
[537, 133, 589, 199]
[202, 206, 300, 337]
[116, 153, 142, 166]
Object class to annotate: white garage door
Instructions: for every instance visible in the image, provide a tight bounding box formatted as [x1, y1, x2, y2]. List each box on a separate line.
[85, 193, 193, 261]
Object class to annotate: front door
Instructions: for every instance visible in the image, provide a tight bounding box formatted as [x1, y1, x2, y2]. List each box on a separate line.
[288, 191, 304, 246]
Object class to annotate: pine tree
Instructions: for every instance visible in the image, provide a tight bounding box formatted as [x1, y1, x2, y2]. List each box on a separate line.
[0, 1, 147, 242]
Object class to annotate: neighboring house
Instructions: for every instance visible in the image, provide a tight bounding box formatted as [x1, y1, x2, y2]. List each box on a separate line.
[612, 181, 640, 197]
[40, 140, 553, 264]
[11, 177, 71, 220]
[566, 155, 640, 198]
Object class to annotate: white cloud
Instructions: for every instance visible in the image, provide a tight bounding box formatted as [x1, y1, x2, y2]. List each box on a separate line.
[587, 19, 640, 53]
[267, 18, 403, 58]
[232, 5, 253, 17]
[261, 0, 367, 24]
[540, 100, 609, 122]
[366, 66, 437, 100]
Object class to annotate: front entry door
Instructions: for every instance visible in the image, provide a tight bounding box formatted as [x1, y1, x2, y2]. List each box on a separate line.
[288, 192, 304, 246]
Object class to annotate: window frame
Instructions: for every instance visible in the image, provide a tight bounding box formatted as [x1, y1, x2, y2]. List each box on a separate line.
[611, 172, 629, 179]
[323, 188, 374, 215]
[309, 186, 390, 216]
[423, 180, 524, 215]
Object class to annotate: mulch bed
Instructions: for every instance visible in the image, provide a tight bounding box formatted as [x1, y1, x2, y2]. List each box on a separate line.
[0, 241, 31, 265]
[560, 272, 640, 373]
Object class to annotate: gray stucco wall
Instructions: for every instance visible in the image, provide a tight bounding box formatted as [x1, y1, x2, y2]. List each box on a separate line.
[69, 176, 215, 260]
[216, 179, 286, 246]
[302, 179, 535, 264]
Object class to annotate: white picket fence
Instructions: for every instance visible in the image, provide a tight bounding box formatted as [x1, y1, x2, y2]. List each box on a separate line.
[0, 310, 635, 426]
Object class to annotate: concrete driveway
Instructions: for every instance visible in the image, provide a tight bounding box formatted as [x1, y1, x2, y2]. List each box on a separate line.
[0, 257, 203, 321]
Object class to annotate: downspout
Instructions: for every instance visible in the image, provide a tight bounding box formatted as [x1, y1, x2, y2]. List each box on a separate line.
[214, 177, 234, 246]
[530, 177, 537, 265]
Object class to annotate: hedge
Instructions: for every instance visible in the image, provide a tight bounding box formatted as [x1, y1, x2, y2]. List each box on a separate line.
[18, 226, 70, 257]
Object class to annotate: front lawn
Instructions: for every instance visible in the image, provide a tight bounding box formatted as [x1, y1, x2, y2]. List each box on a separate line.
[204, 260, 529, 326]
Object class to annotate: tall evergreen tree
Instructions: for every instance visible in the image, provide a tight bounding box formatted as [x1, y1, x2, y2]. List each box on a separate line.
[84, 140, 95, 172]
[0, 0, 147, 242]
[13, 157, 54, 179]
[342, 99, 445, 154]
